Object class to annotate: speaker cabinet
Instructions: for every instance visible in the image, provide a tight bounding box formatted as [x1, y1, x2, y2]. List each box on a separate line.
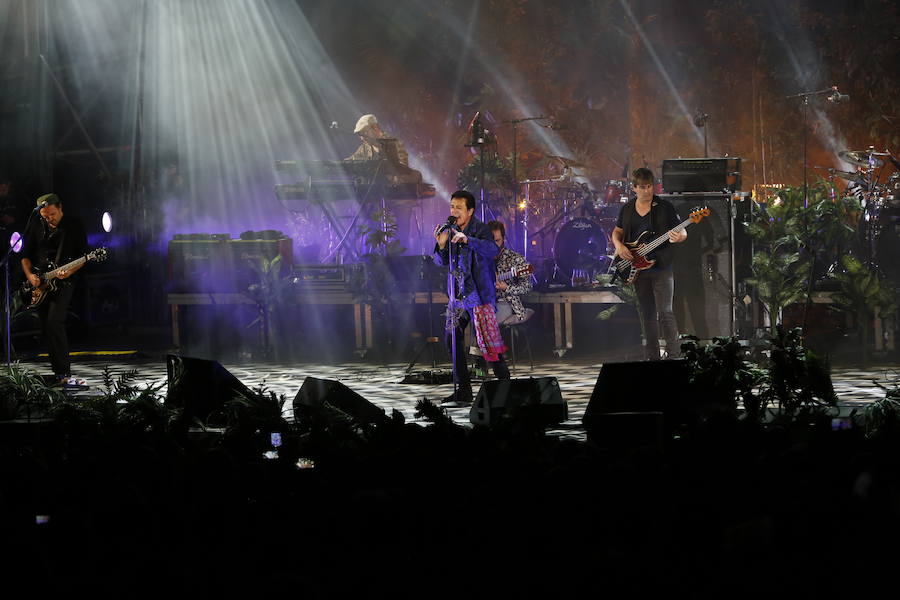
[661, 193, 751, 339]
[293, 377, 387, 425]
[582, 360, 694, 442]
[165, 354, 254, 426]
[84, 272, 132, 325]
[469, 377, 567, 426]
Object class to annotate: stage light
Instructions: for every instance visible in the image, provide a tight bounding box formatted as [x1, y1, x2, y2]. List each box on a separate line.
[102, 212, 113, 233]
[9, 232, 22, 253]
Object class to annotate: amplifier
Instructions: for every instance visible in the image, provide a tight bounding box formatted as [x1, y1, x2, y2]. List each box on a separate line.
[662, 157, 741, 193]
[291, 264, 348, 285]
[168, 235, 293, 293]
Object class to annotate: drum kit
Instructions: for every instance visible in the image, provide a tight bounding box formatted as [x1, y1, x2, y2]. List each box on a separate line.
[508, 154, 632, 287]
[818, 146, 900, 283]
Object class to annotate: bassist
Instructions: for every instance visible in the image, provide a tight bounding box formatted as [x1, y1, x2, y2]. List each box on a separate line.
[20, 194, 87, 382]
[611, 168, 686, 360]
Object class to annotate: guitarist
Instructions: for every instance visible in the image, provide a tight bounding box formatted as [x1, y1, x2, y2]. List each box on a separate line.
[20, 193, 87, 382]
[488, 220, 533, 324]
[611, 168, 686, 360]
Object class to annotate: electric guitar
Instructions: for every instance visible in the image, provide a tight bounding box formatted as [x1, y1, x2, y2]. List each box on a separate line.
[497, 263, 534, 282]
[612, 207, 710, 284]
[21, 247, 109, 309]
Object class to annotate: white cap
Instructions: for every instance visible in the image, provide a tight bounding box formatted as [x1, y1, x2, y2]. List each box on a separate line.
[353, 114, 378, 134]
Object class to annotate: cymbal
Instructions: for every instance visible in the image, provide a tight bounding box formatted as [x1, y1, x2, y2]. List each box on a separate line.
[839, 149, 887, 168]
[546, 155, 588, 168]
[813, 166, 866, 183]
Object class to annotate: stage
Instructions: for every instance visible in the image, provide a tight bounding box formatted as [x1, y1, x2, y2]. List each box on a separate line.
[17, 353, 898, 438]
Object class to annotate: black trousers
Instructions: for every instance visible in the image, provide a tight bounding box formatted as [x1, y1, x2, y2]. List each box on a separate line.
[634, 268, 680, 360]
[37, 281, 75, 377]
[445, 307, 510, 390]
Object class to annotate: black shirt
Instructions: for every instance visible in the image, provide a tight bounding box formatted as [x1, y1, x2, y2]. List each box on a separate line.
[21, 215, 88, 279]
[615, 196, 682, 269]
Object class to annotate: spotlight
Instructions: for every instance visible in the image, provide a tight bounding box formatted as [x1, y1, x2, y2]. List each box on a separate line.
[101, 212, 113, 233]
[9, 232, 22, 253]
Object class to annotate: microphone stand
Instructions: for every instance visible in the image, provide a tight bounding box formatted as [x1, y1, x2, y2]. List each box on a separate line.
[445, 228, 462, 404]
[503, 115, 547, 256]
[694, 111, 710, 158]
[465, 116, 488, 224]
[2, 209, 42, 366]
[785, 86, 842, 333]
[785, 87, 837, 208]
[1, 248, 13, 365]
[403, 256, 442, 378]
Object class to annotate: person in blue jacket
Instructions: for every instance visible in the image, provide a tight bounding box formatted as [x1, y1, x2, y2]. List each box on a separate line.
[433, 190, 510, 404]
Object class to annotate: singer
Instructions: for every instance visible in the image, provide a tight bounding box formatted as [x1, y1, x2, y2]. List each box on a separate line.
[611, 168, 687, 360]
[433, 190, 509, 404]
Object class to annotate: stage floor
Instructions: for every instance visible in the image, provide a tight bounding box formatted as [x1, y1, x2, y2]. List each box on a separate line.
[17, 355, 899, 440]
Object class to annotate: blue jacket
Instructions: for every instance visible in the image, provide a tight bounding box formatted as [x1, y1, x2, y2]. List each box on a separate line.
[433, 216, 499, 310]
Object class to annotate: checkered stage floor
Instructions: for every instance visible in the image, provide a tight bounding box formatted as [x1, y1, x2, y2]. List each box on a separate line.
[16, 355, 900, 440]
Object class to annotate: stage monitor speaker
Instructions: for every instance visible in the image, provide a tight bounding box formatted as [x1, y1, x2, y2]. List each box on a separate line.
[661, 193, 750, 340]
[582, 360, 693, 440]
[469, 377, 567, 427]
[293, 377, 387, 425]
[165, 354, 254, 426]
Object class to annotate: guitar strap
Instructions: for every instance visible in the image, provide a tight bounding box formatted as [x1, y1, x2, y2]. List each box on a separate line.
[621, 200, 633, 236]
[622, 198, 660, 239]
[54, 229, 67, 267]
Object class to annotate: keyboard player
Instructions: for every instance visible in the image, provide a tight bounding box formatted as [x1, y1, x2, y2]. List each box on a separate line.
[346, 114, 424, 252]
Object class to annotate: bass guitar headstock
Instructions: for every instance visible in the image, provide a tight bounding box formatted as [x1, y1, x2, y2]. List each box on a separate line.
[689, 206, 711, 223]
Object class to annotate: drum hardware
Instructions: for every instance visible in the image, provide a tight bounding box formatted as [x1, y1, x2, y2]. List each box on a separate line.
[503, 115, 552, 256]
[518, 172, 573, 261]
[546, 154, 588, 169]
[838, 148, 889, 169]
[813, 165, 867, 185]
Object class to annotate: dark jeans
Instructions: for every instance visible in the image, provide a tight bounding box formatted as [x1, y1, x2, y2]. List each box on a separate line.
[445, 307, 510, 391]
[37, 281, 74, 377]
[634, 268, 680, 360]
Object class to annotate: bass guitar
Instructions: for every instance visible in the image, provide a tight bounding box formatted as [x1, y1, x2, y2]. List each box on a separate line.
[612, 207, 710, 284]
[21, 247, 109, 309]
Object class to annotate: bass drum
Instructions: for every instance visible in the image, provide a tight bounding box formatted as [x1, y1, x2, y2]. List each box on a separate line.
[553, 217, 612, 279]
[876, 207, 900, 284]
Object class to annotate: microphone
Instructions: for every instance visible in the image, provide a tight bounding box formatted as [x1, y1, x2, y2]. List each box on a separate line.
[827, 87, 849, 103]
[693, 109, 709, 127]
[435, 215, 458, 235]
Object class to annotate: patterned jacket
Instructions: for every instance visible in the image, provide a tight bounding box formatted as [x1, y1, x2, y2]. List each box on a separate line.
[433, 217, 499, 311]
[494, 246, 532, 320]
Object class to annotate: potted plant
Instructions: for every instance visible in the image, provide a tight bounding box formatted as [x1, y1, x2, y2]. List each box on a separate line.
[827, 255, 897, 365]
